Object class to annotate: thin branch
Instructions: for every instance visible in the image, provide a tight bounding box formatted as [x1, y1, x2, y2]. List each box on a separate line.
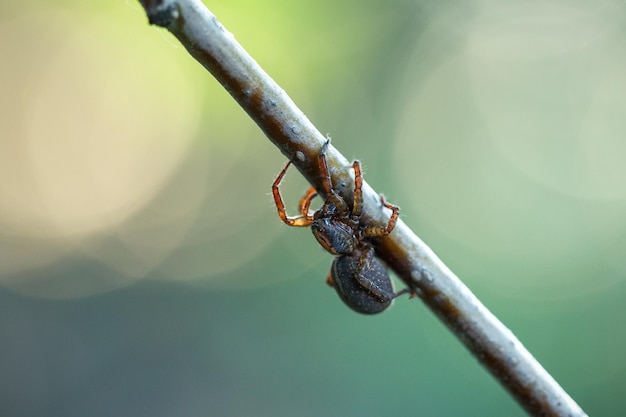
[135, 1, 588, 416]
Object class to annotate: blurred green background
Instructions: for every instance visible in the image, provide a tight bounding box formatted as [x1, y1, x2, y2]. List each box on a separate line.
[1, 0, 624, 415]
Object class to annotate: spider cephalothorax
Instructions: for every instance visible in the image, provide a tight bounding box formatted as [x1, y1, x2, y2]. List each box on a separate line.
[271, 140, 406, 314]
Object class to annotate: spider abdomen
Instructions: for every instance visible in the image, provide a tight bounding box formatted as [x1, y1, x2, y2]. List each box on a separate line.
[329, 253, 395, 315]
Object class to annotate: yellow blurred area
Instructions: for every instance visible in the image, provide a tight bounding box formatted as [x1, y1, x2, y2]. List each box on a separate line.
[1, 9, 199, 236]
[0, 6, 195, 294]
[0, 2, 293, 297]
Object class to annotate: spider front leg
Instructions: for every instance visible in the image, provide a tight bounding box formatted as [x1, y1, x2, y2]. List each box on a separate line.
[318, 139, 349, 214]
[272, 161, 315, 227]
[351, 160, 363, 219]
[347, 158, 395, 235]
[298, 186, 317, 218]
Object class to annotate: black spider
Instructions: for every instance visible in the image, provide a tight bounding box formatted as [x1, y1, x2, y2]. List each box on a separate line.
[271, 141, 406, 314]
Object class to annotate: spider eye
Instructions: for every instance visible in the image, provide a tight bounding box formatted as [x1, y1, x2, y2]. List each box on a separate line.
[315, 203, 337, 220]
[326, 204, 338, 215]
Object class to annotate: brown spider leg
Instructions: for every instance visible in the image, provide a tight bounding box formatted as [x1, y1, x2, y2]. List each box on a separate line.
[392, 288, 411, 298]
[298, 187, 317, 217]
[318, 140, 349, 214]
[351, 160, 363, 218]
[325, 270, 334, 288]
[361, 195, 400, 237]
[272, 161, 315, 227]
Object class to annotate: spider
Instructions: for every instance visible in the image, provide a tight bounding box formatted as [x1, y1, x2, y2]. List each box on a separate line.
[271, 140, 406, 314]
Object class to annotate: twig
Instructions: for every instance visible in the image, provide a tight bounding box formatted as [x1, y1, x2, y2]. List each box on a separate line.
[135, 1, 588, 416]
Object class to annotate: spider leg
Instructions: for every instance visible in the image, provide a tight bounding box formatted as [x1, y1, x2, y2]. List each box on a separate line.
[272, 160, 315, 227]
[325, 269, 334, 287]
[392, 288, 412, 298]
[298, 187, 317, 217]
[354, 246, 394, 302]
[318, 139, 349, 214]
[351, 160, 363, 218]
[362, 195, 400, 237]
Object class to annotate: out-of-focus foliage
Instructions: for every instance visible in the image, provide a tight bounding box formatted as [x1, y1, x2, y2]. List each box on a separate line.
[0, 0, 624, 416]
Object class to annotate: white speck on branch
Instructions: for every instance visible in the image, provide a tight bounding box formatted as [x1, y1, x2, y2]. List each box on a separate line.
[135, 1, 588, 416]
